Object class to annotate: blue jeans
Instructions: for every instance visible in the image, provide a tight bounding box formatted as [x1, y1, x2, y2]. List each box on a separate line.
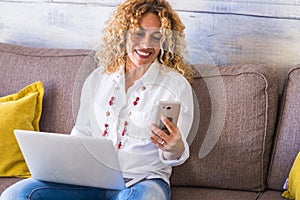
[0, 178, 170, 200]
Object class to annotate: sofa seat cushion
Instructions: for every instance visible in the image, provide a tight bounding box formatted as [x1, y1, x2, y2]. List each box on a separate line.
[171, 186, 260, 200]
[171, 64, 279, 192]
[0, 177, 22, 194]
[257, 190, 286, 200]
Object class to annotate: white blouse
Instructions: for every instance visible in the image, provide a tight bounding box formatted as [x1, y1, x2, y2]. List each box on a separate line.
[71, 61, 194, 185]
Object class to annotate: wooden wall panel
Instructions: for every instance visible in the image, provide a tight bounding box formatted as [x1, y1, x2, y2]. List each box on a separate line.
[0, 0, 299, 89]
[0, 2, 112, 49]
[170, 0, 299, 19]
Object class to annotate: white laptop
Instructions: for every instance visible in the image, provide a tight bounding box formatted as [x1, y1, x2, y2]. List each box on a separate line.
[14, 130, 146, 190]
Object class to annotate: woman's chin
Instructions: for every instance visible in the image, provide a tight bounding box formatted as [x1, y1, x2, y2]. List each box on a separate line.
[130, 59, 154, 69]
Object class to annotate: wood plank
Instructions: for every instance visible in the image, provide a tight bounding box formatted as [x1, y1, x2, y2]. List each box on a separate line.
[180, 12, 300, 66]
[169, 0, 300, 19]
[0, 0, 49, 2]
[0, 1, 299, 89]
[5, 0, 298, 18]
[1, 1, 299, 65]
[0, 2, 112, 49]
[52, 0, 120, 5]
[179, 11, 300, 90]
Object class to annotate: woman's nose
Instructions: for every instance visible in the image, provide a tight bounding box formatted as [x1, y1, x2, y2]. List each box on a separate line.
[140, 35, 151, 47]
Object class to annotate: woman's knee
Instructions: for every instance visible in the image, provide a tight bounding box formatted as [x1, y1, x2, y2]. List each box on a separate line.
[129, 179, 170, 200]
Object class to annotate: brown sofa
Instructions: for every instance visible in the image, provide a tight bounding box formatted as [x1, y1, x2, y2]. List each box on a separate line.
[0, 42, 299, 199]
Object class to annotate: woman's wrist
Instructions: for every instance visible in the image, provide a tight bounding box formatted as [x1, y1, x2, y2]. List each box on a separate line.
[162, 140, 185, 160]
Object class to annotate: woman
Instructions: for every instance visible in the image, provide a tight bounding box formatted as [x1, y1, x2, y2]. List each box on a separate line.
[1, 0, 194, 199]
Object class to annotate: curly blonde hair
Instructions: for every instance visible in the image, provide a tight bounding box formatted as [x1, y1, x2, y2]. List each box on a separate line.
[96, 0, 194, 83]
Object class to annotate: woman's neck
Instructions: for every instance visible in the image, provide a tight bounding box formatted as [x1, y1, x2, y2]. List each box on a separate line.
[124, 61, 151, 92]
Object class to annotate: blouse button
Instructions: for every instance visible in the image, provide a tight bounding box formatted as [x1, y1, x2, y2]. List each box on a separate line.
[128, 111, 132, 116]
[142, 86, 146, 91]
[106, 111, 110, 116]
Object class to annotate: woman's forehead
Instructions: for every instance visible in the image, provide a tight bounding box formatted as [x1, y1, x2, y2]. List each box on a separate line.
[135, 27, 162, 33]
[138, 12, 161, 28]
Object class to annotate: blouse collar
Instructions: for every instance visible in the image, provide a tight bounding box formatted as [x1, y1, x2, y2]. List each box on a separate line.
[111, 60, 161, 88]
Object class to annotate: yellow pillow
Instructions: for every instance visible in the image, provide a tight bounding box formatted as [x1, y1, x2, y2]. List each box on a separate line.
[0, 81, 44, 177]
[282, 152, 300, 200]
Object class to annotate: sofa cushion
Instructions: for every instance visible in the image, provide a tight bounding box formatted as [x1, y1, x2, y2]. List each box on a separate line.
[171, 186, 260, 200]
[171, 64, 279, 192]
[0, 81, 44, 177]
[0, 43, 97, 134]
[268, 64, 300, 190]
[0, 177, 22, 194]
[257, 190, 286, 200]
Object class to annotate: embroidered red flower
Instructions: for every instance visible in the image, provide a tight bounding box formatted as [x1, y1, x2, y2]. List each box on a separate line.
[133, 97, 140, 106]
[103, 130, 108, 136]
[118, 142, 122, 149]
[109, 96, 114, 106]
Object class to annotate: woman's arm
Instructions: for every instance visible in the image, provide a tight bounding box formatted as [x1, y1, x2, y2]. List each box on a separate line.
[71, 68, 101, 137]
[150, 76, 194, 165]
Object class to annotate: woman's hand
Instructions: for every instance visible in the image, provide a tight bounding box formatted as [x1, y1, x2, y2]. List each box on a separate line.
[150, 116, 185, 160]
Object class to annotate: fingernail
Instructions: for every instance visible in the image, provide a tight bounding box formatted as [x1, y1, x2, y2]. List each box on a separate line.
[161, 116, 167, 122]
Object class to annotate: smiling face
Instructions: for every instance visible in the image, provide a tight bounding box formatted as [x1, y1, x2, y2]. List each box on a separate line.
[126, 12, 162, 71]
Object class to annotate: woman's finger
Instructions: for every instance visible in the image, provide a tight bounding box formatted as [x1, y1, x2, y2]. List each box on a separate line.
[150, 124, 170, 142]
[160, 116, 178, 137]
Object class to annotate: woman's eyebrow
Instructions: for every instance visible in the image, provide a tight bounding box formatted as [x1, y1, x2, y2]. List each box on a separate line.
[139, 27, 161, 32]
[138, 27, 146, 31]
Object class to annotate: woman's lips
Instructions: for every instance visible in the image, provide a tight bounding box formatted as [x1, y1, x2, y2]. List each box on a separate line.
[135, 49, 152, 58]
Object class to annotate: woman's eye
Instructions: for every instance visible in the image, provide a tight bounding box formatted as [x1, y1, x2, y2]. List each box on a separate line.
[151, 33, 162, 42]
[133, 31, 145, 38]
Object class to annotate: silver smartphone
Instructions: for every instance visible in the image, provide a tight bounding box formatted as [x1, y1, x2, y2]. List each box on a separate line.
[155, 101, 181, 135]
